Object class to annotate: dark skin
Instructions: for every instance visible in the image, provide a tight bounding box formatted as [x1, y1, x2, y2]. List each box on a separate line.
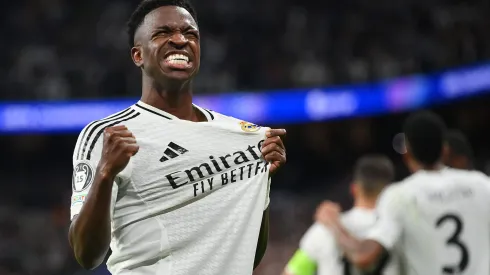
[442, 144, 471, 170]
[69, 126, 139, 269]
[314, 201, 382, 270]
[255, 129, 287, 268]
[131, 6, 201, 120]
[69, 6, 286, 270]
[443, 154, 470, 170]
[314, 142, 443, 271]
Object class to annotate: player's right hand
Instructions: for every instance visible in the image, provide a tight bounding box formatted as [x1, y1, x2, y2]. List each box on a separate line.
[314, 201, 341, 228]
[98, 125, 139, 178]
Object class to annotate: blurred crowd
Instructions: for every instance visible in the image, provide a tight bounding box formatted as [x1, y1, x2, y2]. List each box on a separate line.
[1, 0, 490, 100]
[1, 0, 490, 275]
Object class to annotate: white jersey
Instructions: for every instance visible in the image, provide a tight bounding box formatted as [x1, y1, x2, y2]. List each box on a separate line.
[298, 208, 399, 275]
[367, 168, 490, 275]
[70, 101, 271, 275]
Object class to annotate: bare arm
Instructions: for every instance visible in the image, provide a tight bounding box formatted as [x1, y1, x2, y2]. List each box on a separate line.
[68, 126, 138, 270]
[68, 171, 115, 270]
[328, 220, 385, 270]
[282, 222, 332, 275]
[316, 196, 400, 272]
[254, 128, 285, 269]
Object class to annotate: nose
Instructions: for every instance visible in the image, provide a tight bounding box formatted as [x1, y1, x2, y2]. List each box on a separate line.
[168, 32, 188, 49]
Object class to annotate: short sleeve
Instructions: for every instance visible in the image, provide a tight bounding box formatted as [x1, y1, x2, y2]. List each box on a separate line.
[365, 185, 403, 250]
[285, 250, 317, 275]
[70, 124, 118, 221]
[285, 223, 340, 275]
[301, 223, 338, 262]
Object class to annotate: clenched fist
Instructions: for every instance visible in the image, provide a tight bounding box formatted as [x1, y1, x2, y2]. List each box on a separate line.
[314, 201, 341, 228]
[97, 125, 139, 178]
[261, 129, 286, 175]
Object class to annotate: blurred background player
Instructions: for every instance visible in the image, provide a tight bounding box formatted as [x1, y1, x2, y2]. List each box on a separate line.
[283, 155, 398, 275]
[443, 130, 474, 170]
[316, 111, 490, 275]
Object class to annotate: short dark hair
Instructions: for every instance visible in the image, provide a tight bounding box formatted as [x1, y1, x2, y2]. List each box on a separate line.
[446, 130, 474, 160]
[403, 111, 446, 166]
[354, 154, 395, 197]
[127, 0, 197, 47]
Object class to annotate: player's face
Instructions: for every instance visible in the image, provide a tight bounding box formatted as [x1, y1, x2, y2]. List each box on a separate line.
[132, 6, 200, 82]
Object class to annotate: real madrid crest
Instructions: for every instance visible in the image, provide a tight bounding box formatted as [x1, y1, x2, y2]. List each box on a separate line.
[240, 121, 261, 132]
[72, 161, 95, 192]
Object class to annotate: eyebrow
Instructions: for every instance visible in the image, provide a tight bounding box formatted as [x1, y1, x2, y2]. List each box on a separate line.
[182, 25, 198, 31]
[154, 23, 198, 31]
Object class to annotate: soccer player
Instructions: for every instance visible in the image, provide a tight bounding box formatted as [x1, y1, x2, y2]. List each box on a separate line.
[283, 155, 398, 275]
[315, 111, 490, 275]
[443, 129, 474, 170]
[67, 1, 287, 274]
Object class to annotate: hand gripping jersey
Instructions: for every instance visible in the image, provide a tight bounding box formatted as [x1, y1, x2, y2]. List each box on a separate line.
[70, 101, 271, 275]
[286, 208, 400, 275]
[366, 168, 490, 275]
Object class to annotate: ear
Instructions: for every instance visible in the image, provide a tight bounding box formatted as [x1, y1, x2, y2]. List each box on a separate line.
[131, 46, 144, 67]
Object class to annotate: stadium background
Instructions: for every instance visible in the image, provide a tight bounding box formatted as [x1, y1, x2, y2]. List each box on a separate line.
[1, 0, 490, 274]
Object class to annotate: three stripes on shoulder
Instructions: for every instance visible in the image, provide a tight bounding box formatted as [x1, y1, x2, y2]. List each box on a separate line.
[76, 108, 141, 161]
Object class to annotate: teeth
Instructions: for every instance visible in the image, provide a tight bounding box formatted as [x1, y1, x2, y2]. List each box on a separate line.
[168, 59, 188, 65]
[166, 54, 189, 63]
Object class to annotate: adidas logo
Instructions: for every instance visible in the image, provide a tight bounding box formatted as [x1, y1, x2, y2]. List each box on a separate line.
[160, 142, 189, 162]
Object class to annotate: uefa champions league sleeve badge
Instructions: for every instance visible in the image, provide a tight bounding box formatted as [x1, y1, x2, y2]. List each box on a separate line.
[72, 161, 95, 192]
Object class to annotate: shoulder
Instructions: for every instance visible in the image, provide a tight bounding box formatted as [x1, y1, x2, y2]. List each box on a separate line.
[76, 106, 142, 137]
[374, 182, 409, 213]
[300, 222, 333, 246]
[379, 182, 404, 199]
[461, 170, 490, 192]
[299, 222, 335, 258]
[198, 107, 255, 124]
[202, 108, 241, 123]
[210, 109, 266, 132]
[195, 106, 267, 132]
[460, 169, 490, 182]
[341, 208, 376, 235]
[339, 209, 358, 227]
[439, 168, 490, 189]
[73, 107, 142, 161]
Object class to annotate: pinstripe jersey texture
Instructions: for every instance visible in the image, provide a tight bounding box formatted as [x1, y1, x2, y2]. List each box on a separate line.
[70, 101, 271, 275]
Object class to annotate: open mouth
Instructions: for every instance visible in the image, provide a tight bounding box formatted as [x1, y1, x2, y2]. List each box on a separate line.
[164, 53, 191, 69]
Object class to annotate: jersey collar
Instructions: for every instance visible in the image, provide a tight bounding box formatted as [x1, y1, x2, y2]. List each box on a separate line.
[134, 100, 214, 121]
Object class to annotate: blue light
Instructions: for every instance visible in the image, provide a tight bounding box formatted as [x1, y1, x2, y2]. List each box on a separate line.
[0, 63, 490, 134]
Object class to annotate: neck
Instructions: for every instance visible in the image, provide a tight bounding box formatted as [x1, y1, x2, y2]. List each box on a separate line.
[353, 197, 376, 209]
[141, 76, 199, 121]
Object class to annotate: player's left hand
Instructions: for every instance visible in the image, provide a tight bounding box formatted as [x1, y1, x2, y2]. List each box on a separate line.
[261, 128, 286, 175]
[314, 201, 342, 228]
